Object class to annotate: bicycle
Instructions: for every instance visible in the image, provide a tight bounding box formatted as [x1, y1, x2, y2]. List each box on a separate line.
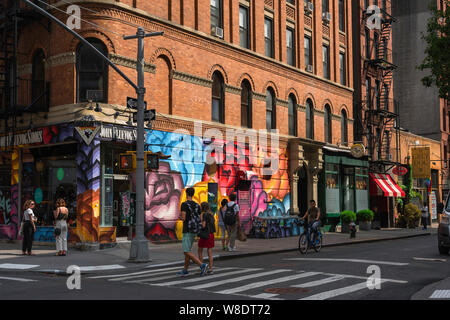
[297, 219, 323, 254]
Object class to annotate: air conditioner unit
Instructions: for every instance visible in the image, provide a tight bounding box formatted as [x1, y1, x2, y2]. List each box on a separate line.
[322, 12, 332, 23]
[306, 65, 313, 73]
[86, 90, 103, 102]
[211, 26, 224, 38]
[304, 2, 314, 14]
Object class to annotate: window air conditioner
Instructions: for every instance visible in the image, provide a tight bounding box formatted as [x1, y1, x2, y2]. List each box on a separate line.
[322, 12, 332, 23]
[211, 26, 224, 39]
[306, 65, 313, 73]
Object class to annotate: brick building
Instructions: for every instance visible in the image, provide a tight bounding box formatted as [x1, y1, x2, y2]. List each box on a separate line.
[0, 0, 364, 245]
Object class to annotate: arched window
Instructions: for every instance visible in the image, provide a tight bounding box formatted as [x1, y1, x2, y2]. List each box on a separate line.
[241, 80, 252, 128]
[212, 71, 225, 123]
[341, 109, 348, 146]
[324, 104, 332, 143]
[288, 94, 297, 136]
[76, 38, 108, 103]
[32, 49, 46, 111]
[306, 99, 314, 139]
[266, 87, 276, 130]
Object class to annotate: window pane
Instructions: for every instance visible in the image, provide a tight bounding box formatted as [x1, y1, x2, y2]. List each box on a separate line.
[239, 6, 249, 49]
[212, 99, 220, 122]
[304, 36, 311, 67]
[287, 28, 295, 66]
[339, 0, 345, 32]
[288, 96, 297, 136]
[340, 53, 346, 85]
[323, 45, 329, 79]
[265, 18, 273, 58]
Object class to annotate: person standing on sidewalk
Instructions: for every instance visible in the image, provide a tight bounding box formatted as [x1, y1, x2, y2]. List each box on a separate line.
[198, 202, 216, 274]
[54, 198, 69, 256]
[22, 200, 37, 256]
[177, 187, 208, 276]
[224, 193, 240, 252]
[421, 203, 429, 230]
[218, 199, 229, 251]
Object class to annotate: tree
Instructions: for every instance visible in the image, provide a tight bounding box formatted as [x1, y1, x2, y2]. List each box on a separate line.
[418, 0, 450, 101]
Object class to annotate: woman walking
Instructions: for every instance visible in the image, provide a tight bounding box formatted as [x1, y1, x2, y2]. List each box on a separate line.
[218, 199, 229, 251]
[54, 198, 69, 256]
[198, 202, 216, 274]
[22, 200, 37, 256]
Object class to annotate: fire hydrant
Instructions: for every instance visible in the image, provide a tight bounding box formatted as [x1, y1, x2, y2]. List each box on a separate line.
[349, 221, 357, 238]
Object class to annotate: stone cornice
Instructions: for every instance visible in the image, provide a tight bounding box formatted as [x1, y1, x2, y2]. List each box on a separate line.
[170, 70, 213, 88]
[253, 92, 266, 101]
[46, 52, 76, 67]
[225, 84, 242, 95]
[109, 53, 155, 73]
[276, 99, 289, 108]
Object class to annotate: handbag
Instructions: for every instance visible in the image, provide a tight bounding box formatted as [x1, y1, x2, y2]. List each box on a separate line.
[197, 214, 211, 239]
[237, 225, 247, 242]
[54, 227, 61, 236]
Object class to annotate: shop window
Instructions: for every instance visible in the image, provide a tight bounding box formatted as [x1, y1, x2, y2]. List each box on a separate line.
[76, 38, 108, 103]
[0, 158, 12, 225]
[325, 164, 340, 214]
[343, 167, 355, 212]
[21, 144, 78, 227]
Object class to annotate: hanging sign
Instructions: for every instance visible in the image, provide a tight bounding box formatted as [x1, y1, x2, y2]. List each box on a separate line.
[392, 165, 408, 176]
[411, 147, 430, 178]
[351, 144, 365, 158]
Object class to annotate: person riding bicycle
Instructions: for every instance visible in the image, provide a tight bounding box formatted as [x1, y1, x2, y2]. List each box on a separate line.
[301, 200, 321, 240]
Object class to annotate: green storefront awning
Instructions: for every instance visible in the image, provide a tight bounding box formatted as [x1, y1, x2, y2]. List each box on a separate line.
[324, 155, 369, 167]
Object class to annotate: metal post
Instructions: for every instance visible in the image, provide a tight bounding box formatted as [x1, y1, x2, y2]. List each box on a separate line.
[124, 29, 163, 262]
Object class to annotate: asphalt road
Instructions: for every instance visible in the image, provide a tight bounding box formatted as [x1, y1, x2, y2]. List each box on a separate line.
[1, 234, 449, 301]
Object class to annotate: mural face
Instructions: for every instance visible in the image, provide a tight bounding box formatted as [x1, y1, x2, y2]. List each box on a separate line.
[143, 129, 292, 241]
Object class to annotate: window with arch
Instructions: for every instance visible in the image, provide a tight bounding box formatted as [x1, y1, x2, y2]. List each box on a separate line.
[241, 80, 252, 128]
[341, 109, 348, 146]
[306, 99, 314, 139]
[266, 87, 276, 130]
[76, 38, 108, 103]
[212, 71, 225, 123]
[288, 94, 297, 136]
[32, 49, 47, 111]
[324, 104, 332, 143]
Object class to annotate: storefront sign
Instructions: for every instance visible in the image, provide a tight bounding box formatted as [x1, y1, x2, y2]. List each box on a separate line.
[0, 129, 43, 148]
[411, 147, 430, 178]
[100, 126, 137, 141]
[392, 165, 408, 176]
[431, 191, 437, 220]
[350, 144, 365, 158]
[75, 126, 100, 146]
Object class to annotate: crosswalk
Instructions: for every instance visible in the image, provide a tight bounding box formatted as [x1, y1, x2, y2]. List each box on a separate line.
[89, 265, 408, 300]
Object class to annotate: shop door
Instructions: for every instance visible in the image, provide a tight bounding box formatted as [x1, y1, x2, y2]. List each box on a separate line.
[113, 175, 130, 237]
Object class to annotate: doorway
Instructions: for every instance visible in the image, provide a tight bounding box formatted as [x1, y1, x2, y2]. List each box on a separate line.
[297, 166, 308, 215]
[113, 175, 130, 237]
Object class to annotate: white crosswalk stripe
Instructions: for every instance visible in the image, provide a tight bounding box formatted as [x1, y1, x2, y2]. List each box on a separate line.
[215, 272, 321, 295]
[97, 265, 406, 300]
[300, 280, 389, 300]
[0, 276, 37, 282]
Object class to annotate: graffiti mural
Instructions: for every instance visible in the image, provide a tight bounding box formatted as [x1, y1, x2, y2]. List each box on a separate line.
[143, 129, 292, 241]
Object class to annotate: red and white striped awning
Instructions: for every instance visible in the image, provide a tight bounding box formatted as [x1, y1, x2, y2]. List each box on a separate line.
[369, 173, 406, 198]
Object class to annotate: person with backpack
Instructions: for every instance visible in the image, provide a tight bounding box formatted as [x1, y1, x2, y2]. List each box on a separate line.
[224, 193, 240, 251]
[177, 187, 208, 276]
[218, 198, 229, 251]
[197, 202, 216, 274]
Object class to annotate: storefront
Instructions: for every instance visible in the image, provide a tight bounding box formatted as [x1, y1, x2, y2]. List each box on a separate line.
[318, 147, 370, 231]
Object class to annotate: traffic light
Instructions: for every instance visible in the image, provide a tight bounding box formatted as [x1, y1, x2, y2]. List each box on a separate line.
[119, 152, 135, 171]
[119, 151, 165, 171]
[146, 153, 159, 170]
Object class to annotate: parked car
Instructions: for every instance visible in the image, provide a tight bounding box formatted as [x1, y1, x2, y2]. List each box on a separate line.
[438, 193, 450, 254]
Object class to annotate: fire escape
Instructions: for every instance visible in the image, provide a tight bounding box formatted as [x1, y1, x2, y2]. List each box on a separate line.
[0, 0, 50, 141]
[359, 0, 399, 174]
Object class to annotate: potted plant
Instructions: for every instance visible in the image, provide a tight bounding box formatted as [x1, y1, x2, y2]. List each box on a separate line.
[340, 210, 357, 233]
[357, 209, 374, 231]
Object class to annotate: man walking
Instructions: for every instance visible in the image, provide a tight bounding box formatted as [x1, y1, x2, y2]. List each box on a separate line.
[177, 187, 208, 276]
[224, 193, 240, 252]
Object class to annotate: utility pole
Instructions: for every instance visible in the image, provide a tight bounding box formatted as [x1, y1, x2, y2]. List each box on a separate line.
[124, 28, 163, 262]
[22, 0, 163, 262]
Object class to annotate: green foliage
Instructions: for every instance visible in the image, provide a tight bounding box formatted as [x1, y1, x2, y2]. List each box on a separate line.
[340, 210, 357, 224]
[357, 209, 374, 222]
[397, 203, 421, 228]
[417, 0, 450, 101]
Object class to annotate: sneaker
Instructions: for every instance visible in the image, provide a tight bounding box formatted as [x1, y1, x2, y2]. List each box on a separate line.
[206, 268, 214, 274]
[176, 269, 189, 277]
[229, 246, 236, 251]
[200, 263, 208, 276]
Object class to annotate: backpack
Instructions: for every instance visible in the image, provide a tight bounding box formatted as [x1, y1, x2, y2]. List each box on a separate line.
[224, 203, 237, 226]
[186, 201, 202, 234]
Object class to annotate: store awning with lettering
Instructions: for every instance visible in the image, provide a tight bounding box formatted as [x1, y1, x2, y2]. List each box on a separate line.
[369, 173, 405, 197]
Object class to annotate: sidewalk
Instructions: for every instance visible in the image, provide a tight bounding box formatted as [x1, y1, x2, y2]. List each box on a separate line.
[0, 227, 434, 275]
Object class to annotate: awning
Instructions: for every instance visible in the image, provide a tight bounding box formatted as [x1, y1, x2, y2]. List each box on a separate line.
[369, 173, 406, 197]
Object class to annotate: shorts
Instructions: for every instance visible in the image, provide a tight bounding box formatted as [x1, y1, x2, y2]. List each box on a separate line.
[182, 233, 196, 253]
[198, 233, 215, 249]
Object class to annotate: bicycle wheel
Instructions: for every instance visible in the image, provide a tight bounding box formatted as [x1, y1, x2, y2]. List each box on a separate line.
[298, 234, 308, 254]
[313, 232, 322, 252]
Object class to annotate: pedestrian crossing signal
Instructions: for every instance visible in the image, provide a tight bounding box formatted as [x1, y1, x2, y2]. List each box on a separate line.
[119, 153, 135, 170]
[119, 151, 167, 171]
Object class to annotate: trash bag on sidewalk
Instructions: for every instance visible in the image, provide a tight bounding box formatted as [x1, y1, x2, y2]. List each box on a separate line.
[237, 226, 247, 242]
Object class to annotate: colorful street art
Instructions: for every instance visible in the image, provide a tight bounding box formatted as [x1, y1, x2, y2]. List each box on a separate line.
[143, 129, 292, 242]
